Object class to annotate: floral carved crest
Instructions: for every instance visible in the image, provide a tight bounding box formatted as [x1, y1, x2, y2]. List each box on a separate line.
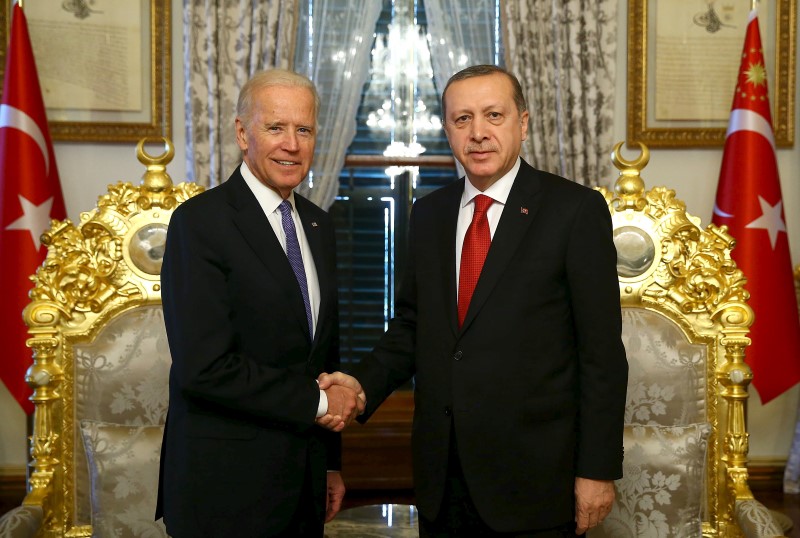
[598, 142, 751, 329]
[26, 138, 204, 329]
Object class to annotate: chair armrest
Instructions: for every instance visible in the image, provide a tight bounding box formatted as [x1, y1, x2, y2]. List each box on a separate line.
[0, 505, 43, 538]
[735, 499, 787, 537]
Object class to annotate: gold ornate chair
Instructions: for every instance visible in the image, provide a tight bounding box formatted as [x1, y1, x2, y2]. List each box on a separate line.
[588, 143, 784, 537]
[0, 138, 203, 538]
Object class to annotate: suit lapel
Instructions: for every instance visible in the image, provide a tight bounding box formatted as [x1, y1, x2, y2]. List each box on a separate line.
[460, 161, 544, 332]
[440, 181, 464, 337]
[226, 172, 312, 341]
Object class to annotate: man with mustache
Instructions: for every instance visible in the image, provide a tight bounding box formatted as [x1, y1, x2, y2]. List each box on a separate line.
[157, 69, 363, 537]
[323, 65, 628, 536]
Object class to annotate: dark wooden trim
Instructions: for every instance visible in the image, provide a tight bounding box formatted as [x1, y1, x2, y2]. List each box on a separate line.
[748, 463, 787, 491]
[0, 473, 26, 516]
[341, 390, 414, 490]
[344, 155, 456, 168]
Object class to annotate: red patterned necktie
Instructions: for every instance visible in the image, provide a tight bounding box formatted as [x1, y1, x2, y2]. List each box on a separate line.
[458, 194, 493, 328]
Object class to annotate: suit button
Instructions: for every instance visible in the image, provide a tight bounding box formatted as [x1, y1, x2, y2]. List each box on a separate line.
[444, 406, 452, 416]
[453, 351, 463, 361]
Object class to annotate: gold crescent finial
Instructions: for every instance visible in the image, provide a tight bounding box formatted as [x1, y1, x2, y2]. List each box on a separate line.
[136, 137, 174, 192]
[611, 141, 650, 173]
[611, 141, 649, 201]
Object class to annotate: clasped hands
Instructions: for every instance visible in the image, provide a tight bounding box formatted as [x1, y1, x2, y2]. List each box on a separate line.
[315, 372, 366, 432]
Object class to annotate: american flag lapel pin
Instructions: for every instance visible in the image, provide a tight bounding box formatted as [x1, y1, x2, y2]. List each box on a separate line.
[520, 207, 529, 215]
[312, 222, 318, 227]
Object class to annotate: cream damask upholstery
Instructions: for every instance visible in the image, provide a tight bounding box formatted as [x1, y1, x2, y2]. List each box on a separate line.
[0, 138, 202, 537]
[588, 143, 784, 537]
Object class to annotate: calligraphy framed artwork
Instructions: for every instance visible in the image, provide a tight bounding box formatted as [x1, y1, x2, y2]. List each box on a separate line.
[627, 0, 795, 147]
[0, 0, 171, 142]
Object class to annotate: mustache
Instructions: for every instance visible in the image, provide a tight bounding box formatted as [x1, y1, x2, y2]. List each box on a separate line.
[465, 144, 498, 153]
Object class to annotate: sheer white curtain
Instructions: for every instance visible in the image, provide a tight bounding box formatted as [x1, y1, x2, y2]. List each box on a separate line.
[293, 0, 381, 210]
[183, 0, 298, 187]
[502, 0, 617, 186]
[425, 0, 500, 179]
[425, 0, 500, 102]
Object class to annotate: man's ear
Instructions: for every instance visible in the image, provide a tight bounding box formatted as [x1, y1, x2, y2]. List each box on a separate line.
[235, 117, 248, 151]
[520, 110, 530, 142]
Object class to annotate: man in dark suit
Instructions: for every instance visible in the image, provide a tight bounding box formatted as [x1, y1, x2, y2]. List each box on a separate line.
[157, 69, 363, 538]
[322, 65, 628, 536]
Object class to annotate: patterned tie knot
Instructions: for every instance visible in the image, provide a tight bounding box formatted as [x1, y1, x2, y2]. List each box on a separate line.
[473, 194, 493, 215]
[279, 199, 292, 216]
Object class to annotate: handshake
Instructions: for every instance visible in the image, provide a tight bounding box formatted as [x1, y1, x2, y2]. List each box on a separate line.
[315, 372, 366, 432]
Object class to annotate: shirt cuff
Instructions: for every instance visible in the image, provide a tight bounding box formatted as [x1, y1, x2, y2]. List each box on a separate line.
[316, 389, 328, 418]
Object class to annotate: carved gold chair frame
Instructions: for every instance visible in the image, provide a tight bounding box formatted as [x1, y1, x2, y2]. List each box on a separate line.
[597, 142, 780, 537]
[19, 138, 203, 537]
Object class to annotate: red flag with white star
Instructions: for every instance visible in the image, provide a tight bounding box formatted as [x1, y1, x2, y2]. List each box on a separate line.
[712, 10, 800, 403]
[0, 4, 66, 414]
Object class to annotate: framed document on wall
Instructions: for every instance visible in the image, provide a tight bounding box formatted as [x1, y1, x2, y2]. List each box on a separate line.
[627, 0, 795, 147]
[0, 0, 171, 142]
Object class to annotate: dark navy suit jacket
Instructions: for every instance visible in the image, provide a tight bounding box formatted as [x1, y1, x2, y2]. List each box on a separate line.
[156, 168, 340, 536]
[353, 159, 628, 533]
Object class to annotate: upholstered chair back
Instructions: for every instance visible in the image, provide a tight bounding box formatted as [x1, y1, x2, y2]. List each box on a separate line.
[12, 138, 203, 538]
[588, 143, 784, 538]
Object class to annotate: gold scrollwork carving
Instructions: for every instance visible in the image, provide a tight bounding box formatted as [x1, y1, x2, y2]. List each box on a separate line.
[20, 138, 204, 536]
[602, 143, 751, 321]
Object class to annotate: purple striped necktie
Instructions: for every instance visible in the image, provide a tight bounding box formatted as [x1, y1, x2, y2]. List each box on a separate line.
[278, 200, 313, 337]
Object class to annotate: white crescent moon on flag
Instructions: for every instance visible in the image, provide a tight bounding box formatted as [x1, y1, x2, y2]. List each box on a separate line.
[726, 108, 775, 151]
[0, 103, 49, 175]
[713, 203, 734, 219]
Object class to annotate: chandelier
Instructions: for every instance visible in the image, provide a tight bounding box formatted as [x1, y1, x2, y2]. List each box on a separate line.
[364, 3, 442, 181]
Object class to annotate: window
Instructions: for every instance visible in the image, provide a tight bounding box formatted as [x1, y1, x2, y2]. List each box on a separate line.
[298, 0, 502, 369]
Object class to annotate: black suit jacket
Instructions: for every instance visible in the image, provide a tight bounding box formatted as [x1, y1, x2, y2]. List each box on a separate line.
[352, 160, 628, 532]
[156, 168, 340, 536]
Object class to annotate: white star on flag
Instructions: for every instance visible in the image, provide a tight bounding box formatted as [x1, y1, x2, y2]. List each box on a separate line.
[5, 194, 54, 251]
[745, 195, 786, 249]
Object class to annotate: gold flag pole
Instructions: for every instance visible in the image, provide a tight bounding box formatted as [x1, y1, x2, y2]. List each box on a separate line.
[751, 0, 757, 11]
[18, 0, 23, 10]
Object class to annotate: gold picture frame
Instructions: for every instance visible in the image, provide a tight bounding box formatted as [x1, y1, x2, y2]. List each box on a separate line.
[627, 0, 795, 147]
[0, 0, 170, 142]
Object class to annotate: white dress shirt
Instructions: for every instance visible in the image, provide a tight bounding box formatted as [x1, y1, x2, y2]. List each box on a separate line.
[240, 162, 328, 417]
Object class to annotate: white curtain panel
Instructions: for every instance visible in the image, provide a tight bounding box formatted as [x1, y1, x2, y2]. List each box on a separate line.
[425, 0, 499, 180]
[502, 0, 617, 186]
[293, 0, 381, 210]
[183, 0, 298, 187]
[425, 0, 500, 103]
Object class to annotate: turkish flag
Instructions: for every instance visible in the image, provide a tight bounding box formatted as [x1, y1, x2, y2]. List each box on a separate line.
[712, 10, 800, 404]
[0, 4, 66, 414]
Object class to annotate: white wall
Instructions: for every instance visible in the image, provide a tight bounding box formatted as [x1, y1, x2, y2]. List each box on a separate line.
[1, 0, 798, 471]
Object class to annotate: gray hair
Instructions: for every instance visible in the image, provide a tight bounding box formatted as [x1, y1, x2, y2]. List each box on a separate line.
[237, 69, 320, 126]
[441, 65, 527, 120]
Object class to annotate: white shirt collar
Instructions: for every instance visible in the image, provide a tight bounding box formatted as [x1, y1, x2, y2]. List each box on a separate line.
[240, 161, 296, 214]
[461, 157, 521, 208]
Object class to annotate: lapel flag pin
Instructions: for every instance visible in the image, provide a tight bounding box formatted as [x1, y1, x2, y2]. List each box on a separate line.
[520, 207, 528, 215]
[312, 222, 318, 227]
